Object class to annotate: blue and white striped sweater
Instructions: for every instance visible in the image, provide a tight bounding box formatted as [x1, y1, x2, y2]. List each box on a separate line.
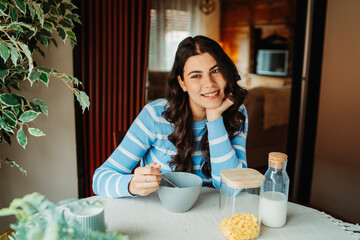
[92, 98, 248, 198]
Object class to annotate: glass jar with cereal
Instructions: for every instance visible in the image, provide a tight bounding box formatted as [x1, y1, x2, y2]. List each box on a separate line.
[219, 168, 265, 240]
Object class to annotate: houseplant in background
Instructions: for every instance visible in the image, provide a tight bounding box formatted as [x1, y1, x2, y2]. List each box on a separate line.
[0, 0, 90, 174]
[0, 1, 128, 239]
[0, 192, 128, 239]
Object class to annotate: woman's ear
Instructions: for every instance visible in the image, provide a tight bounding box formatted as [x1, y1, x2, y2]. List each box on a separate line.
[177, 75, 187, 92]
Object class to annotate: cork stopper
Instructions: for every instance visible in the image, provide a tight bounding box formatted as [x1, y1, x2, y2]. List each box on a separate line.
[269, 152, 288, 169]
[220, 168, 265, 189]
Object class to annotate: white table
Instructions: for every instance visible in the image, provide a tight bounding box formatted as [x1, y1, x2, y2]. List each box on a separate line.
[96, 188, 358, 240]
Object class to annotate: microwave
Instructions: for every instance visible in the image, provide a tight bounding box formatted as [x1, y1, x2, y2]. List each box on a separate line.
[256, 49, 288, 77]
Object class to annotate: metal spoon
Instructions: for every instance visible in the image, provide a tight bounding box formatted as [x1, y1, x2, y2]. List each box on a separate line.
[162, 175, 179, 188]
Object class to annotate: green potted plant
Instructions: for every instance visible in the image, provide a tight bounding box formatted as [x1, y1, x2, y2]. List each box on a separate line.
[0, 192, 128, 239]
[0, 0, 89, 173]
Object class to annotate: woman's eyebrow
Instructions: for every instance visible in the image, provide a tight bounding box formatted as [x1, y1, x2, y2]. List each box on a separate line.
[187, 65, 218, 76]
[209, 65, 218, 71]
[187, 70, 202, 76]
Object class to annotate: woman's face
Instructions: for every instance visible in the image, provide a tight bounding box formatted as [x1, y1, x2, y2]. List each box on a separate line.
[178, 52, 227, 121]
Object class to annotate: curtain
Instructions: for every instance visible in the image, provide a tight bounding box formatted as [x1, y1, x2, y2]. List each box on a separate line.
[149, 0, 205, 71]
[74, 0, 151, 197]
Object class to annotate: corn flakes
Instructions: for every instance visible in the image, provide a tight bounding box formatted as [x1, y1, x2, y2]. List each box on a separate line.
[219, 213, 259, 240]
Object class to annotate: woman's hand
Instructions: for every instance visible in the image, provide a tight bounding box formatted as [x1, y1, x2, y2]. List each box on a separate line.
[206, 97, 234, 122]
[128, 163, 162, 196]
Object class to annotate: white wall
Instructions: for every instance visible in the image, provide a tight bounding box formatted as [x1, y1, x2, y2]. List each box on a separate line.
[203, 0, 221, 42]
[0, 35, 78, 232]
[310, 0, 360, 223]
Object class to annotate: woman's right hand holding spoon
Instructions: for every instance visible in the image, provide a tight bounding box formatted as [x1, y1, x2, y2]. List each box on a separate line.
[128, 163, 162, 196]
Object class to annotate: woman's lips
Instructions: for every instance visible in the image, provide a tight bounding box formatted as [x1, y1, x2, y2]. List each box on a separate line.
[201, 90, 220, 99]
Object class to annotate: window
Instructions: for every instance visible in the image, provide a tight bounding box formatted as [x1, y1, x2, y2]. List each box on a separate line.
[148, 0, 203, 71]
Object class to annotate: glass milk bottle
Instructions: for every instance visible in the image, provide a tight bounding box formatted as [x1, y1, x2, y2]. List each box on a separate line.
[260, 152, 290, 228]
[219, 168, 265, 240]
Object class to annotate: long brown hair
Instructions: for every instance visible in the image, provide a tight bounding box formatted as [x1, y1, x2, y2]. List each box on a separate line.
[163, 35, 248, 178]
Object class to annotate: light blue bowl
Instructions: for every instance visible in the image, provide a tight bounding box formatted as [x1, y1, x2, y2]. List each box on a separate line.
[158, 172, 203, 213]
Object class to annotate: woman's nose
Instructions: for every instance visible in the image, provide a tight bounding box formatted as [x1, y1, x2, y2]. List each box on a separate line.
[203, 74, 216, 86]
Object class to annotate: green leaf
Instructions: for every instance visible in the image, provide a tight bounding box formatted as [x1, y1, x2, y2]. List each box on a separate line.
[59, 3, 66, 15]
[10, 24, 23, 31]
[65, 13, 78, 20]
[34, 66, 51, 73]
[13, 22, 36, 31]
[33, 99, 48, 116]
[40, 28, 52, 38]
[57, 28, 66, 41]
[28, 128, 45, 137]
[0, 158, 27, 175]
[13, 106, 20, 116]
[9, 44, 19, 66]
[9, 78, 20, 90]
[47, 18, 58, 28]
[29, 71, 40, 83]
[42, 1, 50, 14]
[3, 109, 17, 127]
[28, 3, 35, 20]
[70, 38, 76, 48]
[32, 3, 44, 26]
[0, 42, 10, 62]
[69, 75, 81, 86]
[0, 93, 21, 106]
[25, 29, 36, 39]
[50, 5, 59, 16]
[35, 33, 43, 43]
[0, 3, 7, 13]
[13, 0, 26, 15]
[2, 131, 11, 144]
[59, 19, 73, 28]
[18, 42, 33, 73]
[12, 65, 25, 72]
[72, 17, 81, 24]
[66, 30, 76, 40]
[43, 22, 53, 31]
[75, 90, 90, 113]
[19, 96, 29, 106]
[64, 2, 77, 10]
[17, 129, 27, 148]
[0, 70, 8, 79]
[0, 117, 14, 133]
[30, 102, 41, 113]
[49, 0, 57, 6]
[39, 73, 48, 86]
[19, 111, 39, 122]
[42, 36, 49, 46]
[9, 6, 18, 22]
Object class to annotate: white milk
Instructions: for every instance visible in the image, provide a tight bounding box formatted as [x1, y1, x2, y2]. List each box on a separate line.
[260, 191, 287, 228]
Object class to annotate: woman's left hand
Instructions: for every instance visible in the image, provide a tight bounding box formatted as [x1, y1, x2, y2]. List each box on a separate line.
[206, 97, 234, 122]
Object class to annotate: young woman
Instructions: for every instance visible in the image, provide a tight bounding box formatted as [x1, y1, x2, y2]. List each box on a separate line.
[92, 35, 248, 198]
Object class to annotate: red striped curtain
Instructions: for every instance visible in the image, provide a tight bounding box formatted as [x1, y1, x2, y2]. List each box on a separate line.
[75, 0, 151, 197]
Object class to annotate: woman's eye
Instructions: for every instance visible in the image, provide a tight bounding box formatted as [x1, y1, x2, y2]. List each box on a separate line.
[191, 74, 201, 78]
[211, 69, 219, 74]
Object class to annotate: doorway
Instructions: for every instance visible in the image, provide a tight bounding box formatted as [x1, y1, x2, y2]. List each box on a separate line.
[146, 0, 327, 204]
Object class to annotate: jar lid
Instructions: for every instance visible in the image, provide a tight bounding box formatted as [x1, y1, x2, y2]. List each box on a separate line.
[269, 152, 288, 169]
[220, 168, 265, 189]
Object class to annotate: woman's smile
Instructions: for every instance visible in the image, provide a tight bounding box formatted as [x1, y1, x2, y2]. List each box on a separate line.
[201, 90, 220, 99]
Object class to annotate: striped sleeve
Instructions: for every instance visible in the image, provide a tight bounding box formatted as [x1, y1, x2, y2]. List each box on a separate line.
[206, 105, 248, 190]
[92, 104, 156, 198]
